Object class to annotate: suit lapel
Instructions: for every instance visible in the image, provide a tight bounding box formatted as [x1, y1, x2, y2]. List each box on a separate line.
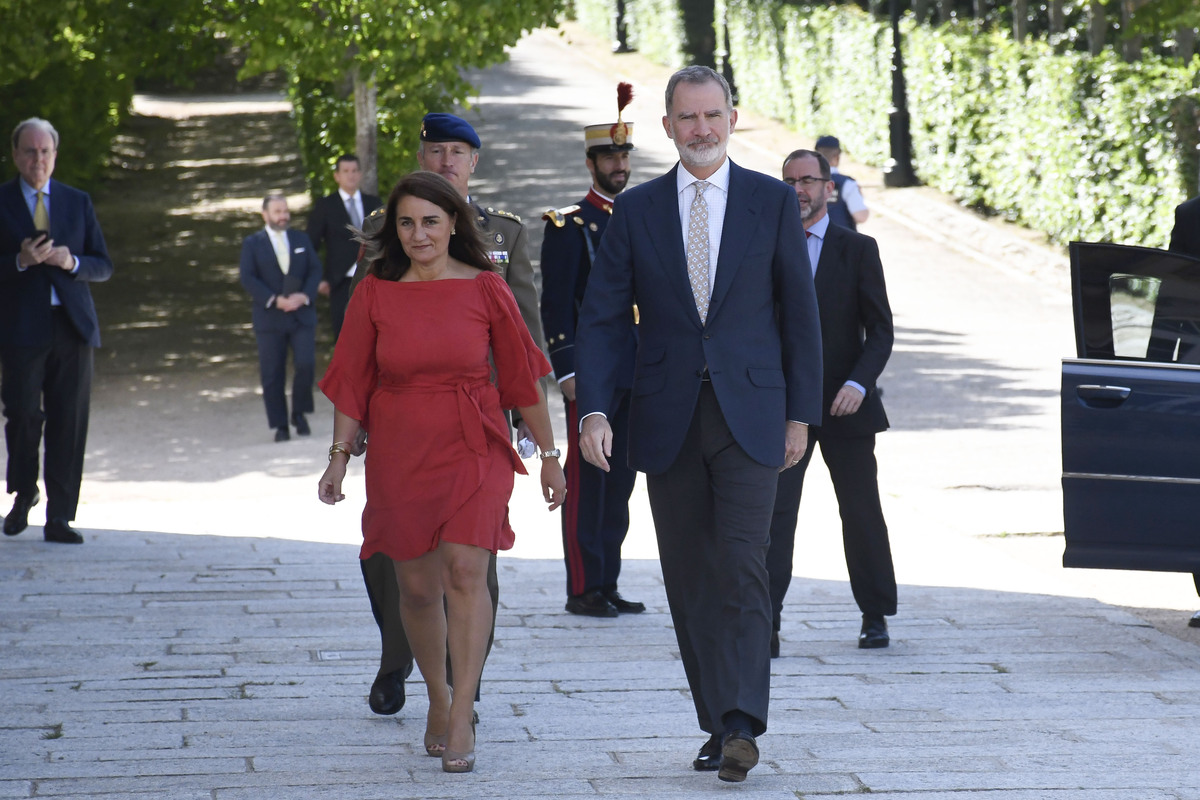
[0, 180, 32, 233]
[643, 167, 699, 322]
[813, 223, 845, 300]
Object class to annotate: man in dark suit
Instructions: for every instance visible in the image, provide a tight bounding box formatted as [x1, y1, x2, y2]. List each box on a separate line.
[769, 149, 897, 655]
[354, 113, 547, 717]
[239, 193, 322, 442]
[0, 117, 113, 544]
[1167, 194, 1200, 629]
[576, 66, 822, 783]
[305, 154, 381, 340]
[540, 93, 642, 619]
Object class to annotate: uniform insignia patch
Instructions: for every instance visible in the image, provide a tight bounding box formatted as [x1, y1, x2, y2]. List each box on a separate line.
[494, 232, 504, 245]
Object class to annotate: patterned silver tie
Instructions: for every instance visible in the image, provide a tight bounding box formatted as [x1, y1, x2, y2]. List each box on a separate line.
[686, 180, 711, 322]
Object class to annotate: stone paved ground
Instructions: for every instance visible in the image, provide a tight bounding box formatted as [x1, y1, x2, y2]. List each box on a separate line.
[3, 22, 1200, 800]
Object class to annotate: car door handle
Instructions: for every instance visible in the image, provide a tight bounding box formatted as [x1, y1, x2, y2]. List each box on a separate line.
[1075, 384, 1131, 407]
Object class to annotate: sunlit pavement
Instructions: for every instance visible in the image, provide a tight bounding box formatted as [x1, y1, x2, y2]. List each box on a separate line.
[3, 23, 1199, 800]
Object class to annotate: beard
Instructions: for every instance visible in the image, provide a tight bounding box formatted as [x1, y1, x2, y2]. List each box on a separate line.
[595, 168, 629, 197]
[800, 195, 827, 223]
[674, 136, 727, 171]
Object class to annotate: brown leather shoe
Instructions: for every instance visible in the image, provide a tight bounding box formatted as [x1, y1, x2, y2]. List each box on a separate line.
[717, 731, 759, 782]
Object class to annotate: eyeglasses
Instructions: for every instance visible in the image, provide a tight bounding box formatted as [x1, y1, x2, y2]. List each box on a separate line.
[783, 176, 828, 187]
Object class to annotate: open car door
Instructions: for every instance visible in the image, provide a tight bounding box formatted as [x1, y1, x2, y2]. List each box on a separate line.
[1062, 242, 1200, 572]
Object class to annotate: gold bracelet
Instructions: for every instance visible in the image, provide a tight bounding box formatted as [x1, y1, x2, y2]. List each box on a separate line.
[328, 441, 353, 461]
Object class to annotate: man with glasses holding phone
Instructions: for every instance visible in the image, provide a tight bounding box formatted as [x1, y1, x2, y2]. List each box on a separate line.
[769, 148, 897, 654]
[0, 118, 113, 543]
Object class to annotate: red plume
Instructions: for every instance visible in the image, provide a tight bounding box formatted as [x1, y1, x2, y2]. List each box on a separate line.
[617, 82, 634, 113]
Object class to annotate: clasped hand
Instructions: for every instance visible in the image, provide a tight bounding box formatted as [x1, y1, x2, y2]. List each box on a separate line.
[20, 234, 72, 271]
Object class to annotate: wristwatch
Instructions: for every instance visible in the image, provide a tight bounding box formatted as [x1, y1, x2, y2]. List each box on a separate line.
[537, 448, 562, 460]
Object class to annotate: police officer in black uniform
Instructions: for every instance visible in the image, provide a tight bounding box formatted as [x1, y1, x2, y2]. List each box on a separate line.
[354, 112, 547, 715]
[540, 87, 643, 618]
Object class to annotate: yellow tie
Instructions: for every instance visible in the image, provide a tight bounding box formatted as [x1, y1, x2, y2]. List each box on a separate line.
[33, 191, 49, 231]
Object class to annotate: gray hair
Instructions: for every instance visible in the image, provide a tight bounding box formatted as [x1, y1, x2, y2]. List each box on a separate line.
[11, 118, 59, 150]
[664, 66, 733, 115]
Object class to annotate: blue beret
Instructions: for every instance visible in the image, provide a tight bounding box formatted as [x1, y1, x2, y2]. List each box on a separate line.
[420, 113, 481, 149]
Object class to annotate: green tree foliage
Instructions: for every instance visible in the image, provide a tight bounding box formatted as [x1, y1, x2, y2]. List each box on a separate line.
[222, 0, 563, 198]
[0, 0, 223, 189]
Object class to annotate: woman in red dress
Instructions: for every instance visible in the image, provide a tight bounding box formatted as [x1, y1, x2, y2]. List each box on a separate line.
[317, 171, 565, 773]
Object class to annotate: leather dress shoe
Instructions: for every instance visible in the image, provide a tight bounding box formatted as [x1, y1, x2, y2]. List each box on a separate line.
[3, 490, 39, 536]
[44, 519, 83, 544]
[859, 613, 890, 649]
[1190, 610, 1200, 629]
[292, 414, 311, 436]
[368, 666, 409, 715]
[692, 733, 722, 771]
[602, 589, 645, 614]
[770, 630, 780, 659]
[274, 427, 290, 442]
[565, 590, 618, 618]
[718, 730, 759, 783]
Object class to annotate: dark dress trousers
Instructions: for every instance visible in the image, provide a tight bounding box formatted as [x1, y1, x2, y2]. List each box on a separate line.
[306, 191, 381, 339]
[0, 178, 113, 522]
[540, 193, 638, 597]
[767, 223, 897, 630]
[356, 200, 545, 692]
[576, 161, 823, 736]
[238, 229, 322, 430]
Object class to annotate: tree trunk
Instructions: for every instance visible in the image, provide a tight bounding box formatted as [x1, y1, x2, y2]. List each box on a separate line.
[913, 0, 931, 25]
[1088, 1, 1106, 56]
[1049, 0, 1065, 35]
[937, 0, 953, 25]
[1178, 27, 1196, 62]
[1013, 0, 1027, 41]
[354, 70, 378, 196]
[1120, 0, 1141, 62]
[974, 0, 986, 25]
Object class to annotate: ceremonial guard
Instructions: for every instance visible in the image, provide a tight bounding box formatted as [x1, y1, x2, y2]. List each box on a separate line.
[540, 85, 643, 618]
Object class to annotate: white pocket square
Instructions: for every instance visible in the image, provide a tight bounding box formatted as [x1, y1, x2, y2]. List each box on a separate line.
[293, 246, 306, 253]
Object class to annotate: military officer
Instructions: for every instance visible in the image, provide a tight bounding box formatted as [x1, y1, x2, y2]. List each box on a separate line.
[539, 85, 643, 618]
[353, 112, 546, 717]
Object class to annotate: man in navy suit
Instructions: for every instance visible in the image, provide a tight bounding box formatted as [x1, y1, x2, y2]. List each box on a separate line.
[239, 194, 322, 442]
[768, 149, 897, 655]
[305, 154, 381, 340]
[0, 118, 113, 544]
[540, 102, 642, 619]
[576, 66, 822, 782]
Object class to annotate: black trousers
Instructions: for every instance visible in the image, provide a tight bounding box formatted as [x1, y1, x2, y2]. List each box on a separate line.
[767, 430, 897, 632]
[329, 279, 351, 341]
[561, 389, 637, 596]
[645, 382, 776, 737]
[1, 310, 93, 521]
[360, 550, 500, 690]
[253, 319, 315, 430]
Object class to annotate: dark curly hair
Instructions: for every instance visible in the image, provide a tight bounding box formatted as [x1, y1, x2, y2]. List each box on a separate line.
[363, 171, 493, 281]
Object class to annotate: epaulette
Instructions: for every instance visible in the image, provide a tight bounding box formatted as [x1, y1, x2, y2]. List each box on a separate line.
[542, 204, 582, 227]
[486, 207, 522, 223]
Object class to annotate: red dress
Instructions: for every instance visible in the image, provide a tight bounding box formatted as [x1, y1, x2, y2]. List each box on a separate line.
[318, 270, 550, 562]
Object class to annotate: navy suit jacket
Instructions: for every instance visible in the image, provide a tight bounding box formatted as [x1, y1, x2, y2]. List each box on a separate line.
[811, 222, 892, 438]
[576, 160, 823, 473]
[239, 229, 322, 332]
[0, 178, 113, 348]
[306, 191, 382, 287]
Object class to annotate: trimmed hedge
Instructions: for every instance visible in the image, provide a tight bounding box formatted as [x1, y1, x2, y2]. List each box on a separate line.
[716, 0, 1200, 245]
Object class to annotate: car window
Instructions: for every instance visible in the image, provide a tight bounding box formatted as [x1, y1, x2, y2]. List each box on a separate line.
[1070, 242, 1200, 363]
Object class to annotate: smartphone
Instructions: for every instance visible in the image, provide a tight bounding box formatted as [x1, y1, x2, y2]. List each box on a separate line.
[32, 229, 50, 242]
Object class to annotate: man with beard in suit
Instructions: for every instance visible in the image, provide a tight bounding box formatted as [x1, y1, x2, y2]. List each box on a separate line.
[306, 154, 381, 340]
[575, 67, 822, 782]
[768, 149, 897, 655]
[239, 193, 323, 442]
